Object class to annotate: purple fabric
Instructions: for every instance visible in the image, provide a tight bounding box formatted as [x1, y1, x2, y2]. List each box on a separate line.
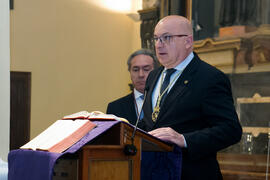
[8, 121, 120, 180]
[8, 150, 60, 180]
[8, 121, 182, 180]
[141, 146, 182, 180]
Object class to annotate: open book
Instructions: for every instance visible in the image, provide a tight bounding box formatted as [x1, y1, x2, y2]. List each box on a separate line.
[62, 111, 129, 123]
[20, 119, 96, 153]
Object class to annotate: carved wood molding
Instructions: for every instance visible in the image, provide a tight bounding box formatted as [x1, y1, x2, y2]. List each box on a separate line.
[237, 93, 270, 104]
[193, 27, 270, 71]
[242, 127, 270, 137]
[237, 93, 270, 137]
[185, 0, 192, 21]
[138, 7, 159, 51]
[194, 38, 241, 53]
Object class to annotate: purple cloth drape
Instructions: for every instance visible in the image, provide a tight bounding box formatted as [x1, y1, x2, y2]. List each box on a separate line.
[8, 121, 182, 180]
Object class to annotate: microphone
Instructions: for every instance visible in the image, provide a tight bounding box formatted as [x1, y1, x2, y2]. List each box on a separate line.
[123, 86, 149, 156]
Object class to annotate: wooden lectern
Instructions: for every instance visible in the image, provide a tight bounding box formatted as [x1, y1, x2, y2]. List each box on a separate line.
[76, 122, 173, 180]
[8, 121, 176, 180]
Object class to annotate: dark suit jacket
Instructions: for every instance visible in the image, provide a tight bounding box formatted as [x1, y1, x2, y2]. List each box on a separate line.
[106, 93, 138, 125]
[141, 53, 242, 180]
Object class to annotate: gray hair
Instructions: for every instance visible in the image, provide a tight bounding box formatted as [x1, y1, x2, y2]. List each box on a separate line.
[127, 49, 159, 71]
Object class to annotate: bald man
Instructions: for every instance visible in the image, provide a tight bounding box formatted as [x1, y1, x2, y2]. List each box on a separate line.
[140, 15, 242, 179]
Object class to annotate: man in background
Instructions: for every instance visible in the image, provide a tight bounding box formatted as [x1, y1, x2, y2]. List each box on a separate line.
[106, 49, 159, 125]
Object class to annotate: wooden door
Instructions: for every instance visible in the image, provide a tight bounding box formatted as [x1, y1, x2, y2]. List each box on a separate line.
[10, 71, 31, 150]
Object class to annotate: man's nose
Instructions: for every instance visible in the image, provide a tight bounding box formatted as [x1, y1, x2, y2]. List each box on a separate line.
[155, 40, 164, 48]
[138, 69, 145, 77]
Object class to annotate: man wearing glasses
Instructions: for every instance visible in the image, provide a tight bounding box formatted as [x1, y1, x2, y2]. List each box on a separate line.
[140, 15, 242, 179]
[107, 49, 158, 125]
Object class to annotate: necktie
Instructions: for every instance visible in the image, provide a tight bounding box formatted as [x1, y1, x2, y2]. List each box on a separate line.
[160, 68, 176, 106]
[139, 95, 144, 120]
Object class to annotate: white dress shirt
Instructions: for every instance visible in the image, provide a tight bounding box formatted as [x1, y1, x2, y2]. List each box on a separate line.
[152, 52, 194, 110]
[134, 88, 144, 118]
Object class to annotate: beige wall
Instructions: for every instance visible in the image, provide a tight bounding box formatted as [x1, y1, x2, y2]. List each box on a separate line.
[10, 0, 141, 138]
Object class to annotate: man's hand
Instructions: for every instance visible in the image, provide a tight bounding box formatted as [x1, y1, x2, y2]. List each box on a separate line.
[149, 127, 186, 147]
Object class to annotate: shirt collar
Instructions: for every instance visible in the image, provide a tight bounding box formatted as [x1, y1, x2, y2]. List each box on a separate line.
[134, 88, 143, 99]
[165, 52, 194, 72]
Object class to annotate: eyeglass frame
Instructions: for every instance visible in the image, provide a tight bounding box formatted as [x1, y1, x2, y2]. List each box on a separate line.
[153, 34, 188, 44]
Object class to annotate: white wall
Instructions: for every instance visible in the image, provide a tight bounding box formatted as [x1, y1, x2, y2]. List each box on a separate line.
[0, 0, 10, 161]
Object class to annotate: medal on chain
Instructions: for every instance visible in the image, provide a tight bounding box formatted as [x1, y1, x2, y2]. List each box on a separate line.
[151, 69, 182, 122]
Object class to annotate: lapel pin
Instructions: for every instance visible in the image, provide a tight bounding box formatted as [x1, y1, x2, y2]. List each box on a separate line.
[184, 80, 188, 84]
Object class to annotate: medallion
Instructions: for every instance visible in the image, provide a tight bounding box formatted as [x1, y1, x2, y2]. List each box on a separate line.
[151, 69, 183, 122]
[152, 106, 160, 122]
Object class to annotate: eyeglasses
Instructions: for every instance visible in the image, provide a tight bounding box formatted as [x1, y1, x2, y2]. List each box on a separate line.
[153, 34, 188, 44]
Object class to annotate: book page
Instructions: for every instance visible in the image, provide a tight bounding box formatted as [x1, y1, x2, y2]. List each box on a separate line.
[88, 111, 129, 123]
[20, 120, 64, 150]
[62, 110, 129, 123]
[62, 111, 90, 120]
[20, 120, 95, 152]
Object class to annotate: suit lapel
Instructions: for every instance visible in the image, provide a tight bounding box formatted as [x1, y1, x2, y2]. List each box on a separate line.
[125, 93, 137, 123]
[143, 67, 164, 129]
[147, 67, 164, 110]
[157, 56, 200, 122]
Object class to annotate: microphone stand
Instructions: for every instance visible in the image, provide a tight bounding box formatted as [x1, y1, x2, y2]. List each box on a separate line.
[124, 88, 148, 156]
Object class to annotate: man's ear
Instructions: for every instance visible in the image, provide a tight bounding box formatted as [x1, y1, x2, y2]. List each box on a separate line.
[185, 36, 193, 49]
